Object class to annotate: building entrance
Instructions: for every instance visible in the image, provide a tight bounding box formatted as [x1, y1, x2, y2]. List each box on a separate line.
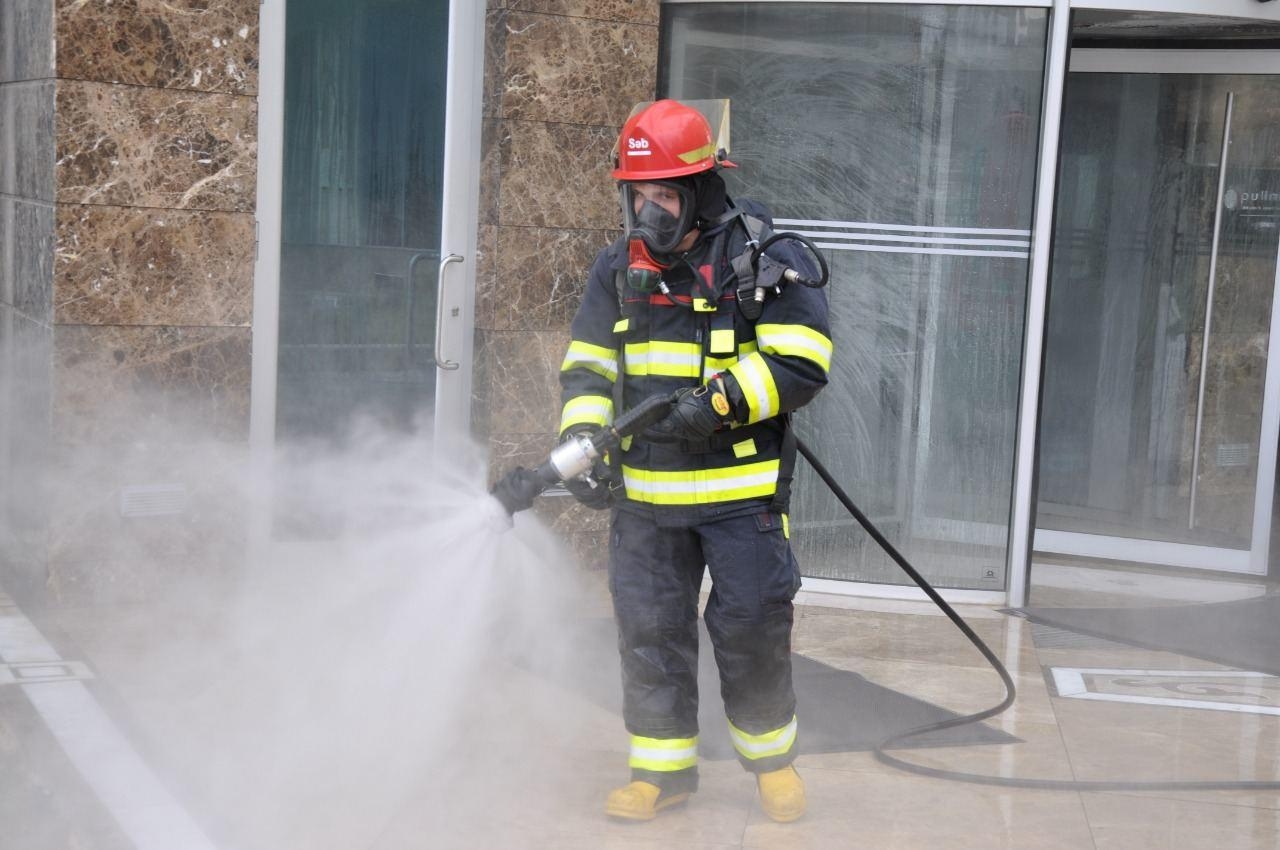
[1036, 53, 1280, 575]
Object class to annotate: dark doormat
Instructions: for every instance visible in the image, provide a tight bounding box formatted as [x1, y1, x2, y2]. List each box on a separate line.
[519, 618, 1016, 760]
[1008, 593, 1280, 677]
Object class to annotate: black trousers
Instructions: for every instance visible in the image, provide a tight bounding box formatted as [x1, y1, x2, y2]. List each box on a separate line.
[609, 507, 801, 786]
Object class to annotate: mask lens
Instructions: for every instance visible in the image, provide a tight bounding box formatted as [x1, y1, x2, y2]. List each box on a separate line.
[621, 181, 694, 255]
[635, 200, 681, 249]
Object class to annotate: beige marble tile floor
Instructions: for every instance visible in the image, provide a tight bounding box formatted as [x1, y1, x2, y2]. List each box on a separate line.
[6, 565, 1280, 850]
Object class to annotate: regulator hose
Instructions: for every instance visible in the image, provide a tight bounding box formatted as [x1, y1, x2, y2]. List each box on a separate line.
[796, 436, 1280, 791]
[752, 232, 829, 288]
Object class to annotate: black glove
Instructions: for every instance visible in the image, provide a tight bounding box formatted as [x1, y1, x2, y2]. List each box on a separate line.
[490, 466, 545, 516]
[645, 377, 735, 442]
[560, 428, 617, 510]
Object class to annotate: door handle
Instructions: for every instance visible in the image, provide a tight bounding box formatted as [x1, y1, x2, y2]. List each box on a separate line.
[435, 253, 463, 371]
[406, 250, 436, 354]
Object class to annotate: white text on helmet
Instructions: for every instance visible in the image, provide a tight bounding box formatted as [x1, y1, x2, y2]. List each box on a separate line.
[627, 137, 650, 150]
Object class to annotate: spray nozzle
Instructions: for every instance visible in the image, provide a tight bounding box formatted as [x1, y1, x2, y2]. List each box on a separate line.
[489, 394, 674, 520]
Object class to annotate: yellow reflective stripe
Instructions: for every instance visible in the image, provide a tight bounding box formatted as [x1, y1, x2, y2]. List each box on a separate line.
[710, 328, 735, 354]
[560, 395, 613, 433]
[727, 352, 780, 422]
[739, 340, 758, 356]
[624, 341, 702, 378]
[620, 460, 779, 505]
[629, 734, 698, 772]
[677, 141, 715, 164]
[704, 355, 736, 380]
[732, 438, 757, 459]
[727, 716, 797, 761]
[561, 340, 618, 381]
[756, 323, 833, 372]
[613, 318, 630, 333]
[782, 512, 790, 539]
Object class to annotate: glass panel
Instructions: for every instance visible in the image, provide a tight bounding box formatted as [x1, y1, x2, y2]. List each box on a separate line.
[275, 0, 448, 442]
[1038, 74, 1280, 553]
[663, 4, 1048, 590]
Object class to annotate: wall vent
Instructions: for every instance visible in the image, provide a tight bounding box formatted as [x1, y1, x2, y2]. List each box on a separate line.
[1215, 443, 1252, 468]
[119, 483, 189, 518]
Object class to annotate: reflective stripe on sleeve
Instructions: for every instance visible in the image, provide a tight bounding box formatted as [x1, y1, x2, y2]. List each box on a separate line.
[727, 352, 781, 422]
[620, 459, 780, 505]
[756, 323, 833, 372]
[629, 734, 698, 772]
[561, 341, 619, 381]
[624, 341, 702, 378]
[727, 716, 797, 762]
[559, 395, 614, 433]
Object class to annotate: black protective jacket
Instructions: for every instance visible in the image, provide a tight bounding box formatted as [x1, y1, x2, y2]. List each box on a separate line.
[559, 200, 832, 525]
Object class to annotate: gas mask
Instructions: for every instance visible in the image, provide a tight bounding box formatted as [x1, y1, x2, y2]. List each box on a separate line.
[620, 180, 696, 257]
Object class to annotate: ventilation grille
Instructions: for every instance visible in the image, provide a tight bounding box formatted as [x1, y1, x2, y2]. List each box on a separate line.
[1215, 443, 1252, 468]
[119, 484, 188, 518]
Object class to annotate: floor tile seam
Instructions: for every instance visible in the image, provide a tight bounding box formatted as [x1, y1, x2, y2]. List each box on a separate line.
[1037, 639, 1093, 798]
[1075, 783, 1104, 850]
[1079, 788, 1280, 812]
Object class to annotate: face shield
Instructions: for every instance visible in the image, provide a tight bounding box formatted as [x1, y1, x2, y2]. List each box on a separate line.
[620, 180, 696, 256]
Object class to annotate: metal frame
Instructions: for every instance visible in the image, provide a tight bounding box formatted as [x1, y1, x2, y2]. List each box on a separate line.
[1072, 50, 1280, 74]
[1007, 0, 1072, 608]
[433, 1, 485, 457]
[663, 0, 1052, 6]
[248, 0, 287, 559]
[662, 0, 1280, 15]
[1070, 0, 1280, 21]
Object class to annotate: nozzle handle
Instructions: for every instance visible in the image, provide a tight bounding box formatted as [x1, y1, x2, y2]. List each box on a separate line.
[603, 393, 674, 446]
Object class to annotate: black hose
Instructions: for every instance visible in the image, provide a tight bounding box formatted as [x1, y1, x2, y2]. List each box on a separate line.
[796, 436, 1280, 791]
[752, 232, 830, 288]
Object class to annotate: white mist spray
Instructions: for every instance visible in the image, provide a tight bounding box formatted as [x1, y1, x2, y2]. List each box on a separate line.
[6, 410, 613, 850]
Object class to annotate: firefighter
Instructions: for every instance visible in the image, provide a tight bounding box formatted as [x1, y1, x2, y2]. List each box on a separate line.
[558, 99, 831, 822]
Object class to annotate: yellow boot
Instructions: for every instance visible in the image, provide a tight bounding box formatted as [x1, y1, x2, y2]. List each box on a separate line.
[757, 765, 806, 822]
[605, 781, 691, 821]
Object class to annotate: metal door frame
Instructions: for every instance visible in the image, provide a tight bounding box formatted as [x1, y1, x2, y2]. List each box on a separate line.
[1029, 48, 1280, 582]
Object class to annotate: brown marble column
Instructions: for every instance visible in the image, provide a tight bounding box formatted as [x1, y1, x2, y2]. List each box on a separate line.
[477, 0, 659, 568]
[39, 0, 259, 602]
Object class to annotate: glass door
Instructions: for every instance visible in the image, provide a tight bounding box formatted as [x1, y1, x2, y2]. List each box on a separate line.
[662, 3, 1050, 593]
[1035, 57, 1280, 574]
[252, 0, 482, 538]
[274, 0, 449, 441]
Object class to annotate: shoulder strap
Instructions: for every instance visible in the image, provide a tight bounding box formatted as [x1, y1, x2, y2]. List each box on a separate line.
[729, 211, 774, 322]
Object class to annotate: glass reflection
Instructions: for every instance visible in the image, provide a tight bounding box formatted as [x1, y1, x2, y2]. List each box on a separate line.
[663, 3, 1048, 590]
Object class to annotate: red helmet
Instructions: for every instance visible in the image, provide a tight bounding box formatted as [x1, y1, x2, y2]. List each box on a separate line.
[612, 100, 732, 181]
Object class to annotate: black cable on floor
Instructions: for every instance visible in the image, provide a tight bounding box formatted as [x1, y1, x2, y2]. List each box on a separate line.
[796, 436, 1280, 791]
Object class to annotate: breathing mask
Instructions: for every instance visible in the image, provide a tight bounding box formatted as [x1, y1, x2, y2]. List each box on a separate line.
[620, 180, 696, 257]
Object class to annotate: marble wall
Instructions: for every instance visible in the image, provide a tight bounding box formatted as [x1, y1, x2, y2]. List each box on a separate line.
[478, 0, 659, 566]
[0, 0, 259, 602]
[0, 0, 657, 597]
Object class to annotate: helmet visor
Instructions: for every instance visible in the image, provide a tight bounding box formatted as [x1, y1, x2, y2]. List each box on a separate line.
[620, 180, 696, 256]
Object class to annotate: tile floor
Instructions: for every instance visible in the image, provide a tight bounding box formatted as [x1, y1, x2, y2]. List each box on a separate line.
[3, 562, 1279, 850]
